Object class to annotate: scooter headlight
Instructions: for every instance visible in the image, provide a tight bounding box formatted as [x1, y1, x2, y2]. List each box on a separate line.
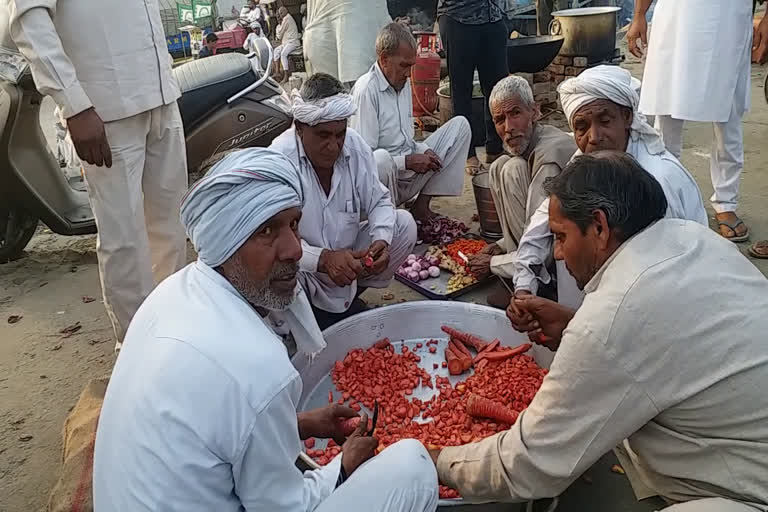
[263, 90, 292, 115]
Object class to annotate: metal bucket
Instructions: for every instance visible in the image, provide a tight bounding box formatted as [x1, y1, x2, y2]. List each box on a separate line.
[471, 172, 503, 239]
[549, 6, 620, 61]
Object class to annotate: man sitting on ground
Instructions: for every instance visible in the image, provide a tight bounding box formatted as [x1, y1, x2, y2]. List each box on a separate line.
[510, 65, 707, 307]
[93, 148, 438, 511]
[432, 152, 768, 511]
[351, 22, 471, 221]
[467, 75, 576, 305]
[271, 73, 416, 328]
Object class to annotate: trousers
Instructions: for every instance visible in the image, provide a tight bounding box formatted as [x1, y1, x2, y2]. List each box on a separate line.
[374, 116, 471, 206]
[654, 108, 744, 214]
[662, 498, 762, 512]
[438, 16, 508, 158]
[535, 0, 570, 35]
[314, 439, 439, 512]
[82, 102, 188, 343]
[274, 39, 301, 71]
[299, 210, 417, 313]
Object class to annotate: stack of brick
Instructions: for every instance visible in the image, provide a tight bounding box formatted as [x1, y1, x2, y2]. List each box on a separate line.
[513, 71, 559, 110]
[547, 55, 589, 86]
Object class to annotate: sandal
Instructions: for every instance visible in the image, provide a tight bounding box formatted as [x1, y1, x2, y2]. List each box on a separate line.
[717, 218, 750, 243]
[465, 160, 483, 176]
[748, 240, 768, 259]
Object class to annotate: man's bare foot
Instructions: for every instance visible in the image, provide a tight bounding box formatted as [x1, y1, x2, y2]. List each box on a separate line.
[411, 195, 436, 222]
[715, 212, 749, 242]
[749, 240, 768, 259]
[465, 156, 482, 176]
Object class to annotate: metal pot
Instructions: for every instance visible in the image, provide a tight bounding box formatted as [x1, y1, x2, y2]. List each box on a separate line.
[549, 7, 620, 61]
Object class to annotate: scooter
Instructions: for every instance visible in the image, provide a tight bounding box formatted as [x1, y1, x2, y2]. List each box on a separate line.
[0, 37, 292, 262]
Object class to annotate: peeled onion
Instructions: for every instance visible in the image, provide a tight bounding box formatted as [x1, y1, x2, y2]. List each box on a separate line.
[410, 262, 422, 272]
[428, 266, 440, 278]
[407, 270, 419, 281]
[406, 254, 417, 263]
[419, 270, 429, 280]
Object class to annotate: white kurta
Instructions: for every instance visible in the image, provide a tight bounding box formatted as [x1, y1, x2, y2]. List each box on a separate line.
[639, 0, 752, 122]
[513, 136, 707, 294]
[270, 126, 417, 312]
[438, 219, 768, 510]
[303, 0, 391, 83]
[94, 262, 439, 511]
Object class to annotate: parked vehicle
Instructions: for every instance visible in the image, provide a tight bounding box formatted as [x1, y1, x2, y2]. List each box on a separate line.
[0, 39, 291, 262]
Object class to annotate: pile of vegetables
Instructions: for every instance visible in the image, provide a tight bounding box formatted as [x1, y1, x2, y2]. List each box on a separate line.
[417, 216, 469, 245]
[396, 253, 441, 283]
[304, 328, 547, 500]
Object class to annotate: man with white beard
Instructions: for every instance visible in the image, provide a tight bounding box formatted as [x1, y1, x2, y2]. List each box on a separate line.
[466, 76, 575, 308]
[93, 148, 438, 511]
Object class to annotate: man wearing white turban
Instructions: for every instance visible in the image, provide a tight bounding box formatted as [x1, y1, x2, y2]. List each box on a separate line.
[271, 73, 417, 328]
[93, 148, 438, 512]
[508, 65, 707, 313]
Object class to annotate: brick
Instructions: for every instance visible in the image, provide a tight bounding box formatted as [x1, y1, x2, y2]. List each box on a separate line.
[533, 71, 550, 83]
[573, 56, 589, 67]
[513, 72, 534, 86]
[552, 55, 573, 66]
[534, 92, 556, 105]
[565, 66, 586, 76]
[547, 64, 565, 75]
[554, 75, 566, 85]
[532, 82, 551, 95]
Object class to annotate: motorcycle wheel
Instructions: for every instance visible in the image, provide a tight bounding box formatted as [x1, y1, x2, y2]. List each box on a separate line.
[0, 206, 38, 263]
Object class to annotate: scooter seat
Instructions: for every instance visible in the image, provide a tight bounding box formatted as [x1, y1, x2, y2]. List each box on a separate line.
[174, 53, 257, 130]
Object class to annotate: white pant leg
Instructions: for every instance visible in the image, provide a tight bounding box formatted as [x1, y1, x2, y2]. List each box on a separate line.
[358, 210, 417, 288]
[421, 116, 471, 197]
[662, 498, 761, 512]
[710, 106, 744, 213]
[489, 155, 531, 245]
[142, 102, 188, 283]
[374, 148, 400, 206]
[654, 115, 685, 159]
[273, 44, 284, 62]
[82, 112, 156, 343]
[314, 439, 439, 512]
[280, 39, 300, 70]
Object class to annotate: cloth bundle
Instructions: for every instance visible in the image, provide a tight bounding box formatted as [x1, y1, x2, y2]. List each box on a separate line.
[291, 90, 357, 126]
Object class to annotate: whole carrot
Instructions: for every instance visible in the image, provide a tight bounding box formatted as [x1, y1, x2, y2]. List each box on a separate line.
[339, 416, 373, 436]
[475, 343, 532, 363]
[466, 393, 519, 425]
[473, 339, 500, 363]
[444, 346, 464, 375]
[440, 326, 488, 351]
[449, 339, 473, 370]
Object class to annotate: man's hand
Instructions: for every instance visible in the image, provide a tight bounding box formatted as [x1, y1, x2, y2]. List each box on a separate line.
[406, 152, 441, 174]
[67, 107, 112, 167]
[297, 404, 358, 445]
[627, 16, 648, 58]
[341, 413, 378, 476]
[753, 15, 768, 64]
[364, 240, 390, 277]
[507, 294, 576, 351]
[318, 249, 365, 287]
[468, 243, 503, 279]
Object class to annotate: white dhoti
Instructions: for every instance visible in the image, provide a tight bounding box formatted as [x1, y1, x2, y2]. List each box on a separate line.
[299, 210, 417, 313]
[274, 39, 301, 71]
[82, 102, 188, 342]
[374, 117, 471, 207]
[662, 499, 762, 512]
[315, 439, 439, 511]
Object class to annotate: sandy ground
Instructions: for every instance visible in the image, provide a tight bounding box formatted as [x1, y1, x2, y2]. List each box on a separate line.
[1, 51, 767, 511]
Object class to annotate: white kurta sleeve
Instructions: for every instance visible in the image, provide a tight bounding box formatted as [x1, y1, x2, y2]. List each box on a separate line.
[436, 320, 659, 502]
[233, 384, 340, 511]
[350, 85, 380, 150]
[357, 145, 395, 245]
[511, 199, 553, 295]
[8, 0, 93, 118]
[300, 240, 324, 273]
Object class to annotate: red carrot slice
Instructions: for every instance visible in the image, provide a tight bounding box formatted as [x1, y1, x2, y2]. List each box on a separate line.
[373, 338, 391, 349]
[466, 393, 519, 425]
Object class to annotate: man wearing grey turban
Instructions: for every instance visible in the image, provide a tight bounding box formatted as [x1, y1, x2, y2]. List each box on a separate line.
[272, 73, 417, 328]
[93, 148, 437, 511]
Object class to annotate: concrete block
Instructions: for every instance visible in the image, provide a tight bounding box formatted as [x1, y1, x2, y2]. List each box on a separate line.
[533, 81, 551, 95]
[547, 64, 565, 75]
[554, 75, 566, 85]
[514, 72, 534, 85]
[565, 66, 586, 76]
[573, 56, 589, 67]
[533, 71, 551, 83]
[534, 92, 556, 104]
[552, 55, 573, 66]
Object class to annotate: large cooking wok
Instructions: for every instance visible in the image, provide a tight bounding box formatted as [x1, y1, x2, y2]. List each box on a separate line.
[507, 35, 565, 73]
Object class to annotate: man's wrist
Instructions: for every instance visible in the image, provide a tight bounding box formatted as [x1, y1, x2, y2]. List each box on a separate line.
[318, 249, 329, 273]
[296, 411, 312, 440]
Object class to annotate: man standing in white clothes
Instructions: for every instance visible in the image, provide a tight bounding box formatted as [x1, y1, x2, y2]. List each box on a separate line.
[9, 0, 188, 347]
[352, 23, 471, 221]
[628, 0, 757, 242]
[274, 6, 301, 82]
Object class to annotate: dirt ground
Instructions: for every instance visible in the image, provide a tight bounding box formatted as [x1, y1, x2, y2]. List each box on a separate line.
[1, 49, 767, 512]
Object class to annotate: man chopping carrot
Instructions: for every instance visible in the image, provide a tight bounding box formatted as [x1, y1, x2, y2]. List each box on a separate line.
[429, 152, 768, 511]
[93, 148, 438, 511]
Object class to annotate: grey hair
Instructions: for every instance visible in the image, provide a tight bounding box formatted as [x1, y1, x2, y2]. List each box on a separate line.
[375, 22, 417, 56]
[300, 72, 347, 101]
[542, 151, 668, 243]
[488, 75, 535, 111]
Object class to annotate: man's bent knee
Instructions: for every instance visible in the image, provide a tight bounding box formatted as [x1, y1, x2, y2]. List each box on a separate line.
[377, 439, 438, 490]
[394, 210, 418, 245]
[374, 149, 397, 181]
